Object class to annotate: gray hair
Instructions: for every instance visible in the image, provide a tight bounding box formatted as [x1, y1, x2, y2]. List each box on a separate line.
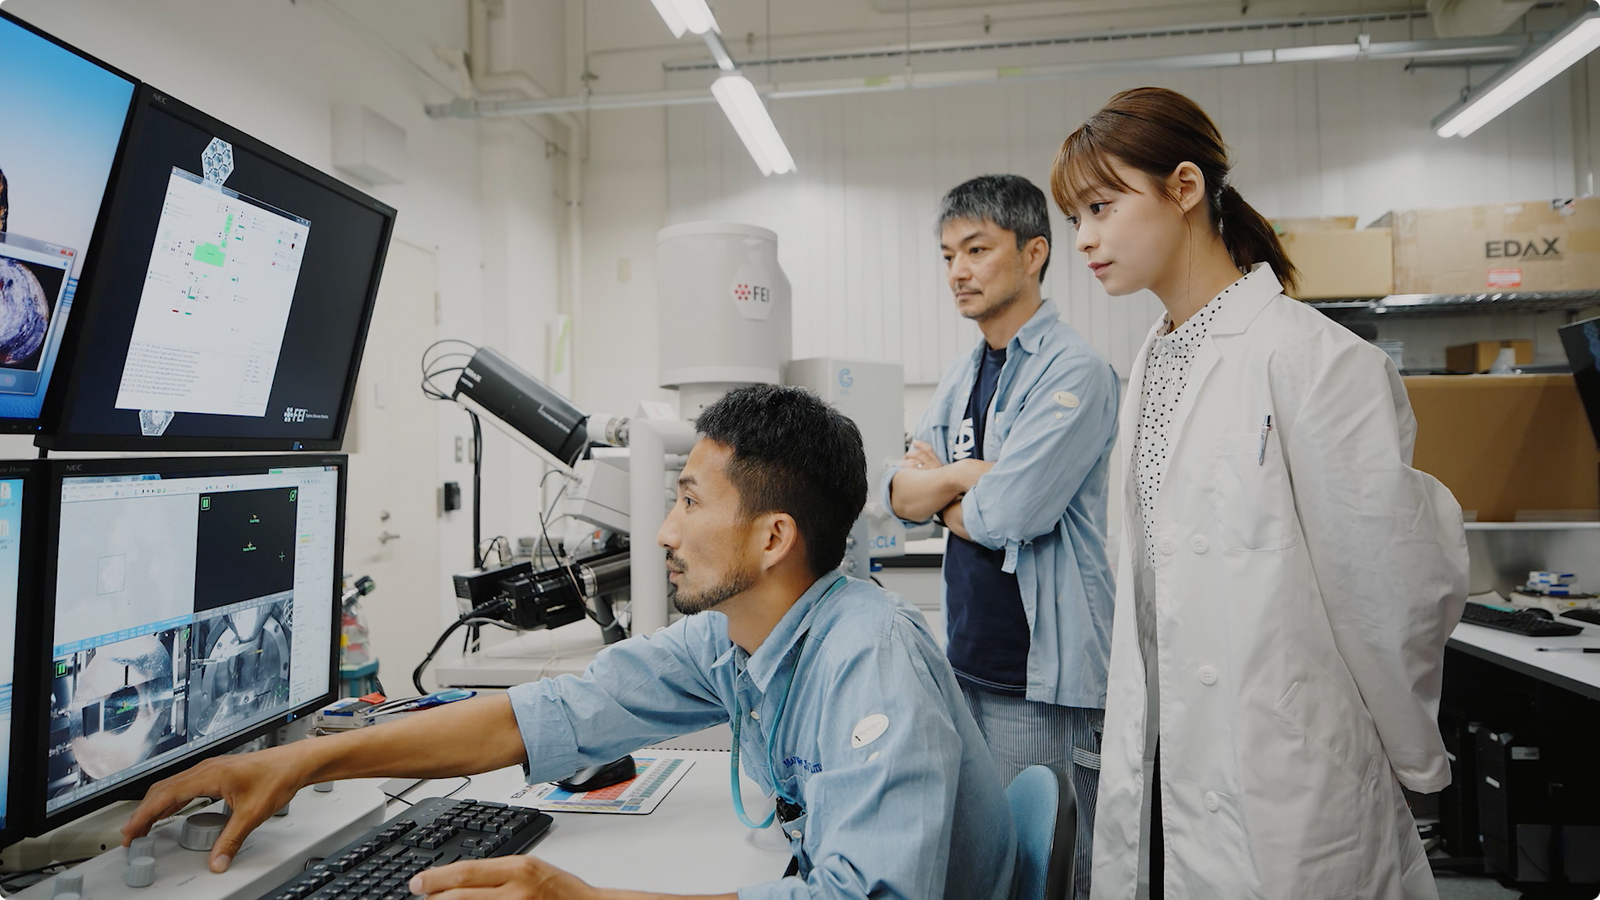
[936, 174, 1052, 279]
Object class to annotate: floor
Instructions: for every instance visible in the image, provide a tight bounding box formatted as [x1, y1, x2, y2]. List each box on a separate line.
[1437, 873, 1523, 899]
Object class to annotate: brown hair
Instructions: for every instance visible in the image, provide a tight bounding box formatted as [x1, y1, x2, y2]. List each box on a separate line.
[1050, 87, 1297, 292]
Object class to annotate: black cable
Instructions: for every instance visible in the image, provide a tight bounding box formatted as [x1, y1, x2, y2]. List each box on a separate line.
[0, 858, 93, 892]
[382, 792, 415, 807]
[414, 597, 511, 694]
[870, 575, 884, 587]
[442, 776, 473, 799]
[539, 501, 593, 627]
[470, 412, 483, 569]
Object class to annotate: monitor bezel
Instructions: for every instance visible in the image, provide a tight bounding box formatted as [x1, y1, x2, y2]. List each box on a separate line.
[35, 82, 396, 452]
[1560, 316, 1600, 450]
[0, 460, 47, 846]
[31, 454, 347, 834]
[0, 9, 140, 436]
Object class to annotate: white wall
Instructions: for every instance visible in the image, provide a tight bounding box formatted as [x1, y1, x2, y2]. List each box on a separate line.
[564, 9, 1594, 551]
[575, 13, 1588, 405]
[6, 0, 571, 673]
[662, 38, 1576, 386]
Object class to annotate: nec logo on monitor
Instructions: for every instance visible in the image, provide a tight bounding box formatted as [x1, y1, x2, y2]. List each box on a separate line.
[283, 407, 308, 423]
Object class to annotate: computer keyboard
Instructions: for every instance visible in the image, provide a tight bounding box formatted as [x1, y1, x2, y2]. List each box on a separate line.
[253, 797, 552, 900]
[1461, 602, 1584, 637]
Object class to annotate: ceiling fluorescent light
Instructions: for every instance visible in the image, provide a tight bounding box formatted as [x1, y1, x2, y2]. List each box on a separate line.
[1434, 8, 1600, 137]
[649, 0, 719, 38]
[675, 0, 719, 35]
[711, 75, 796, 176]
[648, 0, 688, 38]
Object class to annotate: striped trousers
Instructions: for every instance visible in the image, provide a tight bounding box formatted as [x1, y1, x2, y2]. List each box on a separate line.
[961, 686, 1103, 900]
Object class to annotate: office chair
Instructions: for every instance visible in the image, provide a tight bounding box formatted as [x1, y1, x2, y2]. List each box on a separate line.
[1007, 763, 1077, 900]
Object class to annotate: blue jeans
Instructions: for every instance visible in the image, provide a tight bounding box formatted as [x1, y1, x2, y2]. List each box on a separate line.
[962, 686, 1102, 900]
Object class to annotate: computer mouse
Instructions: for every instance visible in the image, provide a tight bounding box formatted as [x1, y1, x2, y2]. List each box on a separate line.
[555, 755, 637, 793]
[1526, 607, 1554, 620]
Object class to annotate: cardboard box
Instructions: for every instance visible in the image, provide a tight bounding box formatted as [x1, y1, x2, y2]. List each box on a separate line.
[1379, 198, 1600, 293]
[1272, 216, 1358, 233]
[1404, 374, 1600, 522]
[1445, 340, 1534, 373]
[1281, 228, 1394, 299]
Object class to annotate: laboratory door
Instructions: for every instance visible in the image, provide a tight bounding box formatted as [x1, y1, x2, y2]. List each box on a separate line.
[344, 237, 441, 693]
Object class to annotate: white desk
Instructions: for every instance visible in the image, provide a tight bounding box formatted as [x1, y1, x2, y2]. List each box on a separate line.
[400, 750, 791, 894]
[1448, 598, 1600, 702]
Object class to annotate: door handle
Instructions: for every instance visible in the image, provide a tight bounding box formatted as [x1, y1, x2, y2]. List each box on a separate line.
[378, 531, 401, 544]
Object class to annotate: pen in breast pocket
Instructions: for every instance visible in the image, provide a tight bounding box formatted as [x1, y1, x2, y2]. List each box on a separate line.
[1257, 415, 1273, 466]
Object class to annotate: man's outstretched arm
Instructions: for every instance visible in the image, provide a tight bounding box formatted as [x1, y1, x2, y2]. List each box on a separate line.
[121, 694, 527, 873]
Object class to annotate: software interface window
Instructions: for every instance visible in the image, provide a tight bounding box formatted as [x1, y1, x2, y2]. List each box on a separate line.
[46, 466, 336, 813]
[0, 477, 23, 833]
[115, 168, 311, 418]
[0, 234, 76, 399]
[0, 16, 133, 418]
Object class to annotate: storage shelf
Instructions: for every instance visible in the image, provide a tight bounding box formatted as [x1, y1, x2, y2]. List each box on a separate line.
[1308, 291, 1600, 316]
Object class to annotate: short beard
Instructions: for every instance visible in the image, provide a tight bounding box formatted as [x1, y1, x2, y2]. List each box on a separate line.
[668, 561, 757, 615]
[961, 285, 1022, 324]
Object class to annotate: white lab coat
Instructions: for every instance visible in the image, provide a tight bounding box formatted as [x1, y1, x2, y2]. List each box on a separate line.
[1090, 265, 1468, 900]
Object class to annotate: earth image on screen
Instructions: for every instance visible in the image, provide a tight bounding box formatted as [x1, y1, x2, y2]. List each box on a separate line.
[0, 258, 51, 365]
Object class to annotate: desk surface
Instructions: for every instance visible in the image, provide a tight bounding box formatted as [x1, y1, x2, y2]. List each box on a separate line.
[1448, 597, 1600, 701]
[402, 750, 790, 894]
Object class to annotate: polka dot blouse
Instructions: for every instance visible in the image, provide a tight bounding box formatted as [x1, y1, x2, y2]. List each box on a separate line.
[1131, 283, 1232, 657]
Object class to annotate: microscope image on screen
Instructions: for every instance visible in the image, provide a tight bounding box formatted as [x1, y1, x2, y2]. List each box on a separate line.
[46, 627, 190, 802]
[187, 596, 293, 740]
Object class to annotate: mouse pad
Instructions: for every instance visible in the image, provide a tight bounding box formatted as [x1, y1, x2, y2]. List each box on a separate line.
[500, 753, 695, 814]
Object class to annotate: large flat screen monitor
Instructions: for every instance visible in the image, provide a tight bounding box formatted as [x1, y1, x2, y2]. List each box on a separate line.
[35, 456, 345, 830]
[0, 11, 137, 434]
[1560, 316, 1600, 449]
[0, 461, 44, 846]
[38, 83, 395, 451]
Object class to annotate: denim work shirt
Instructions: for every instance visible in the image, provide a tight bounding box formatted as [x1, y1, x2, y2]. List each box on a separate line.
[882, 299, 1119, 709]
[506, 573, 1017, 900]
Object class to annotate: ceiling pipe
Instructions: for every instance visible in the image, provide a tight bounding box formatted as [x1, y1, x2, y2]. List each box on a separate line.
[460, 1, 585, 357]
[1428, 0, 1539, 38]
[426, 32, 1538, 120]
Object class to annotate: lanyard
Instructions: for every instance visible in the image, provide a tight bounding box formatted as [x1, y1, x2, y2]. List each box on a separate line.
[728, 577, 846, 830]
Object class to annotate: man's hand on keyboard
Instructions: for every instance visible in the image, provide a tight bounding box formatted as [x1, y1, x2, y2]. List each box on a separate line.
[408, 855, 596, 899]
[120, 743, 313, 873]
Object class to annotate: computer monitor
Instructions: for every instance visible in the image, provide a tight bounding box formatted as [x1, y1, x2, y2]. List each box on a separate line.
[37, 83, 395, 451]
[1559, 316, 1600, 449]
[0, 10, 137, 433]
[0, 461, 44, 846]
[33, 455, 345, 830]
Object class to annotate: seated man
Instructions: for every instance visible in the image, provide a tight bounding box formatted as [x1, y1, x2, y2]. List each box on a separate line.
[123, 384, 1017, 900]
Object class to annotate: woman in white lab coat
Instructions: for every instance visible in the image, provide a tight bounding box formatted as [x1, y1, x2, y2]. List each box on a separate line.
[1050, 87, 1468, 899]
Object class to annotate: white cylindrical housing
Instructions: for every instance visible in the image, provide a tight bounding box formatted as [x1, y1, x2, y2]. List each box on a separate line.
[656, 222, 791, 396]
[628, 419, 698, 636]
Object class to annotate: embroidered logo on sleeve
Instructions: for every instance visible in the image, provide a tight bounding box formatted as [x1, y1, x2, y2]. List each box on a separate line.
[1053, 391, 1080, 409]
[851, 714, 890, 748]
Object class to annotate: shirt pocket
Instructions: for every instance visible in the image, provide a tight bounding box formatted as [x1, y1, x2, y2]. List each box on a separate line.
[1208, 431, 1301, 552]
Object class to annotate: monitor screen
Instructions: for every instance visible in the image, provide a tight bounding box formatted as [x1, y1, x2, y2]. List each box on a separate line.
[0, 11, 136, 432]
[39, 456, 344, 826]
[1560, 316, 1600, 449]
[38, 84, 395, 451]
[0, 461, 43, 844]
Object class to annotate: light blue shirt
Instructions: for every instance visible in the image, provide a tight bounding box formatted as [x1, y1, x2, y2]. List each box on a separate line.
[883, 299, 1119, 708]
[507, 573, 1016, 900]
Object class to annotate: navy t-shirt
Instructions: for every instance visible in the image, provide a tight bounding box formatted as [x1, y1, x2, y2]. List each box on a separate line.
[943, 345, 1030, 695]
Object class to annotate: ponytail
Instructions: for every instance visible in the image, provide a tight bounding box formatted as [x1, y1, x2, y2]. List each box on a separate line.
[1054, 87, 1300, 294]
[1215, 185, 1298, 293]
